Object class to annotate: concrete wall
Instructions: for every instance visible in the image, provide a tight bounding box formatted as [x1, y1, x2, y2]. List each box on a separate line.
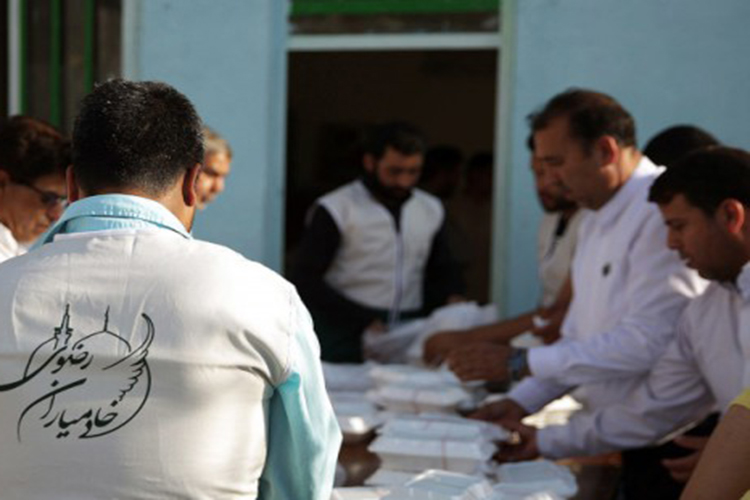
[497, 0, 750, 315]
[122, 0, 288, 270]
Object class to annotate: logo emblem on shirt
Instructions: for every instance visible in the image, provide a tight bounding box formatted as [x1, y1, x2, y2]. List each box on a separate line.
[0, 305, 154, 442]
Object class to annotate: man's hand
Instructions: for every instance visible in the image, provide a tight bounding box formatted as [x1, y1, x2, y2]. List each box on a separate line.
[662, 435, 710, 483]
[446, 343, 512, 382]
[496, 420, 540, 462]
[469, 398, 528, 426]
[423, 330, 466, 365]
[531, 308, 563, 345]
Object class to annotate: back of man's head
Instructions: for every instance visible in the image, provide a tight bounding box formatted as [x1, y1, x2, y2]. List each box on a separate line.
[529, 88, 637, 154]
[649, 146, 750, 215]
[643, 125, 720, 169]
[0, 116, 69, 183]
[72, 79, 204, 196]
[364, 121, 425, 160]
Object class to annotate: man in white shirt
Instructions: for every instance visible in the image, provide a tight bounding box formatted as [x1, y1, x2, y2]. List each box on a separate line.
[423, 136, 582, 363]
[0, 116, 68, 262]
[0, 79, 341, 499]
[498, 146, 750, 498]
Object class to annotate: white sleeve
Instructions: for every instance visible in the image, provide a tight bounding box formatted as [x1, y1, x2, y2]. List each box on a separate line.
[258, 289, 342, 500]
[507, 368, 574, 414]
[536, 319, 714, 458]
[529, 213, 705, 385]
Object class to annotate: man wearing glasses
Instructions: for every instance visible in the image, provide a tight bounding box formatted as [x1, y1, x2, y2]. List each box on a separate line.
[0, 116, 69, 262]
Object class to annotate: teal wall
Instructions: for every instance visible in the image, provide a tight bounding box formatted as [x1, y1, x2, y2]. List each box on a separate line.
[123, 0, 288, 270]
[497, 0, 750, 316]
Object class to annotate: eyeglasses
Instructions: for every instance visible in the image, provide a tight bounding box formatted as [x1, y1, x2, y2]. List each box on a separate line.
[13, 180, 67, 209]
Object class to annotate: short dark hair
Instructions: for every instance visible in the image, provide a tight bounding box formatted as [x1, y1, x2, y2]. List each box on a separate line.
[649, 146, 750, 215]
[0, 116, 69, 183]
[643, 125, 720, 169]
[72, 79, 204, 195]
[528, 89, 637, 153]
[364, 121, 425, 159]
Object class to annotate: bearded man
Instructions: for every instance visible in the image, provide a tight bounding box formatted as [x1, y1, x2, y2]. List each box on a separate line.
[292, 121, 464, 362]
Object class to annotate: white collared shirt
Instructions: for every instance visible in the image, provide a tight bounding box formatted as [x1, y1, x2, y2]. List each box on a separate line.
[510, 157, 707, 414]
[538, 267, 750, 458]
[537, 210, 584, 308]
[0, 222, 25, 263]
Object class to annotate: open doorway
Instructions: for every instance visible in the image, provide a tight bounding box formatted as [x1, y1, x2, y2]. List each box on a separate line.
[285, 49, 498, 303]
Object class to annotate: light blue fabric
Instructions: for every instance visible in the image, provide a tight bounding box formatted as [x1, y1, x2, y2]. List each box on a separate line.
[34, 194, 342, 499]
[260, 298, 342, 500]
[32, 194, 191, 248]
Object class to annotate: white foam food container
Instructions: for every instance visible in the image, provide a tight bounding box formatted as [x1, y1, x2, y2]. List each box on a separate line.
[368, 435, 495, 475]
[379, 414, 510, 442]
[368, 385, 474, 414]
[365, 469, 416, 487]
[369, 364, 463, 388]
[331, 487, 391, 499]
[493, 460, 577, 499]
[383, 469, 495, 500]
[324, 362, 377, 392]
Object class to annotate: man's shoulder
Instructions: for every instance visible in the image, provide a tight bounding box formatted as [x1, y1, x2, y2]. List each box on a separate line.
[411, 187, 444, 214]
[317, 180, 362, 205]
[179, 237, 294, 291]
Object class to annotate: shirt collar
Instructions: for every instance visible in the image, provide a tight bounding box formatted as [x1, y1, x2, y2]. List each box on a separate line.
[736, 261, 750, 301]
[33, 194, 191, 249]
[592, 156, 662, 229]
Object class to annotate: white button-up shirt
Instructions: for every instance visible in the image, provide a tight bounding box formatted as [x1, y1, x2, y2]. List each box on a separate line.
[510, 158, 707, 416]
[0, 222, 24, 263]
[538, 265, 750, 458]
[537, 211, 583, 308]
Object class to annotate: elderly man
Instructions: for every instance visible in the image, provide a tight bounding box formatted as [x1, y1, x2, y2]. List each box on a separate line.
[0, 116, 68, 261]
[196, 126, 232, 209]
[0, 80, 340, 500]
[292, 121, 464, 363]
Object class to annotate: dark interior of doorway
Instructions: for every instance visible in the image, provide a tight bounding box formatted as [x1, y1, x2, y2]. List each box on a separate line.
[285, 49, 497, 303]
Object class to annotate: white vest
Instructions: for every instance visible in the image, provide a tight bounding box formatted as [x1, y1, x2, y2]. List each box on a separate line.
[318, 180, 444, 314]
[0, 229, 299, 499]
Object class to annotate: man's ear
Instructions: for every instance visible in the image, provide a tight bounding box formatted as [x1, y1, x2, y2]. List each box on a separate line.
[182, 163, 201, 206]
[363, 154, 376, 173]
[595, 136, 619, 166]
[0, 169, 9, 189]
[65, 165, 81, 202]
[717, 199, 746, 235]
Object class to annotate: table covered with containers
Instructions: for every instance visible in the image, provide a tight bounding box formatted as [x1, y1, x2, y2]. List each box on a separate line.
[323, 303, 620, 500]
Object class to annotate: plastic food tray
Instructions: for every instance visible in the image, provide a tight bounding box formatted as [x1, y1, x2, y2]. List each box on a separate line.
[494, 460, 577, 499]
[368, 436, 495, 475]
[383, 469, 495, 500]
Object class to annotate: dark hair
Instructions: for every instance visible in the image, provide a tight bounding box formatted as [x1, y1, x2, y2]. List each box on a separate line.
[364, 121, 425, 159]
[649, 146, 750, 215]
[72, 79, 204, 196]
[526, 134, 535, 152]
[528, 89, 636, 153]
[0, 116, 69, 183]
[643, 125, 720, 169]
